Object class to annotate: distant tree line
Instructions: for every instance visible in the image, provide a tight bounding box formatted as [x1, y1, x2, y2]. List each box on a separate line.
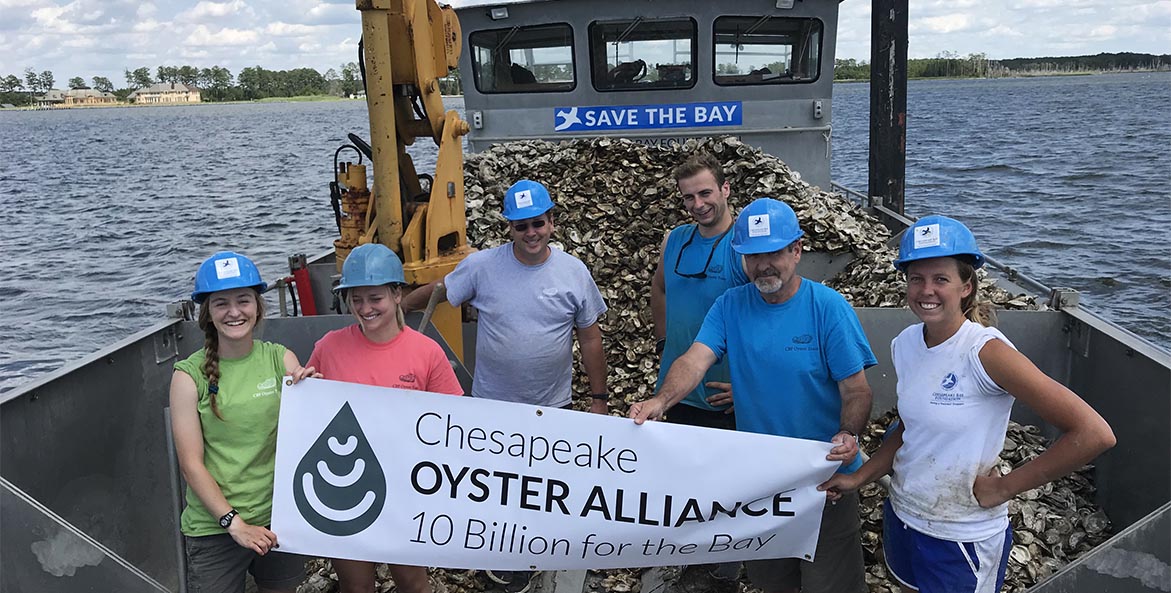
[994, 52, 1171, 74]
[3, 59, 464, 106]
[834, 52, 1171, 81]
[0, 62, 374, 106]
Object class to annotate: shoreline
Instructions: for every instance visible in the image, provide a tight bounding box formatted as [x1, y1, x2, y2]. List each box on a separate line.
[0, 94, 358, 111]
[834, 68, 1166, 83]
[4, 69, 1166, 111]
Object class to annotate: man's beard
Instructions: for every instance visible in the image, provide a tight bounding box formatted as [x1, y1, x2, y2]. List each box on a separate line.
[754, 275, 783, 294]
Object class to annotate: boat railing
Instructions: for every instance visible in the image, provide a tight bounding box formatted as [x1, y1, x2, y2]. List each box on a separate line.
[831, 181, 1059, 299]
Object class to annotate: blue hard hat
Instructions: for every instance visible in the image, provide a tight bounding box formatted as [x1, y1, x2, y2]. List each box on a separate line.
[191, 251, 267, 304]
[894, 215, 985, 271]
[731, 198, 805, 255]
[335, 243, 406, 292]
[502, 179, 554, 221]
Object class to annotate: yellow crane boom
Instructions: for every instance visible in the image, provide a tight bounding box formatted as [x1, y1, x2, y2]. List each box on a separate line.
[341, 0, 472, 361]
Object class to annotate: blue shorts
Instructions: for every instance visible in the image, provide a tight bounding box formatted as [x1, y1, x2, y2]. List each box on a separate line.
[883, 500, 1011, 593]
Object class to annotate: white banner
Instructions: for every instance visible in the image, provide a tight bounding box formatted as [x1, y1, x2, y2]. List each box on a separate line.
[271, 378, 840, 570]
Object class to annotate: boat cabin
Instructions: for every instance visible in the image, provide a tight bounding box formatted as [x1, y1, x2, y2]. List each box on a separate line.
[458, 0, 838, 189]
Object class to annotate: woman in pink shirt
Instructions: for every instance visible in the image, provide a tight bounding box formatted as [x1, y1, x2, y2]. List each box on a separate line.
[308, 243, 462, 593]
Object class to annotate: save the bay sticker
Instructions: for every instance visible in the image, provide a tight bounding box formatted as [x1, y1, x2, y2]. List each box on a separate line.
[272, 378, 838, 570]
[553, 101, 743, 132]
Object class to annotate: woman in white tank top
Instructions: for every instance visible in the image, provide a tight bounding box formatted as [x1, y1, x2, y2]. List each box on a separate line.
[818, 216, 1115, 593]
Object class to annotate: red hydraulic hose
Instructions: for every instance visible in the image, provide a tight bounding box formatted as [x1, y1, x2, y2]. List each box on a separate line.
[292, 267, 318, 316]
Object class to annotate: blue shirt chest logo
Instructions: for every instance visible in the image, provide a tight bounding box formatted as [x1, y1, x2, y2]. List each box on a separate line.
[553, 102, 742, 132]
[940, 372, 958, 390]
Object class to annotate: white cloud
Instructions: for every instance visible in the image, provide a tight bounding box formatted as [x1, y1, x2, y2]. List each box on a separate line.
[185, 24, 260, 46]
[1088, 24, 1119, 39]
[132, 19, 163, 32]
[303, 2, 353, 25]
[179, 0, 254, 22]
[982, 24, 1025, 39]
[62, 36, 96, 48]
[912, 14, 974, 34]
[30, 4, 70, 29]
[0, 0, 48, 8]
[265, 22, 317, 36]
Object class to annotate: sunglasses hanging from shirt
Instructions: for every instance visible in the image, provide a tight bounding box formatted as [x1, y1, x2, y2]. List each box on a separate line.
[673, 226, 731, 279]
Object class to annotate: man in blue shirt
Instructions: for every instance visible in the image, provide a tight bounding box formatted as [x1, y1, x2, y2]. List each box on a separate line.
[650, 153, 749, 431]
[631, 198, 875, 593]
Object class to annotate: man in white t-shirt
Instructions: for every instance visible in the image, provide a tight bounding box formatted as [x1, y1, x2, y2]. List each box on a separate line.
[403, 179, 610, 414]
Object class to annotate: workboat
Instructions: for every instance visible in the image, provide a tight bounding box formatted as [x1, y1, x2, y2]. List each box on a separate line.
[2, 1, 1167, 592]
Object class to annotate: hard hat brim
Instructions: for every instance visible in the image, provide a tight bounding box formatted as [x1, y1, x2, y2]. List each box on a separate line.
[192, 282, 268, 304]
[502, 203, 553, 221]
[731, 232, 804, 255]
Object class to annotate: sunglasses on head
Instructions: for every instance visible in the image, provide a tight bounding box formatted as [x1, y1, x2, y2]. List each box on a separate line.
[510, 219, 548, 232]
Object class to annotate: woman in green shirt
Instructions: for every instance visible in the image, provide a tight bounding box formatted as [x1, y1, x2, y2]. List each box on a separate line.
[170, 251, 317, 593]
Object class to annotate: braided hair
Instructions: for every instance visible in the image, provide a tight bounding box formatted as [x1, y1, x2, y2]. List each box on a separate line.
[197, 290, 266, 420]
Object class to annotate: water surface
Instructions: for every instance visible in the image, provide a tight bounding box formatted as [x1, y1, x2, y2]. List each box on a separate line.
[1, 73, 1167, 392]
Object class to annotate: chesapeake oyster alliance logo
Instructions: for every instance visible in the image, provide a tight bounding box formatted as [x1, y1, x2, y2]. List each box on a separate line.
[294, 402, 386, 536]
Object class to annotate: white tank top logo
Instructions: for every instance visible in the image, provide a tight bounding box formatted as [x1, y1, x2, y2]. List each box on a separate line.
[930, 372, 963, 406]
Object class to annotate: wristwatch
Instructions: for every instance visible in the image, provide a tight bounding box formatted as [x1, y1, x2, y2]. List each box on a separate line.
[218, 509, 239, 529]
[839, 429, 858, 442]
[591, 393, 609, 400]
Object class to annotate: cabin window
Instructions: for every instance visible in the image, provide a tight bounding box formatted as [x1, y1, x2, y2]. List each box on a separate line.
[470, 24, 576, 93]
[713, 16, 822, 85]
[589, 18, 697, 91]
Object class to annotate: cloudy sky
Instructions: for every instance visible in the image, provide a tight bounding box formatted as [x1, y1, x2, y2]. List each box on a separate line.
[1, 0, 1167, 85]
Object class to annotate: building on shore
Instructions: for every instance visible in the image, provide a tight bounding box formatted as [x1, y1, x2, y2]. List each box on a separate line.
[127, 83, 202, 104]
[35, 89, 66, 107]
[32, 88, 119, 108]
[64, 88, 118, 106]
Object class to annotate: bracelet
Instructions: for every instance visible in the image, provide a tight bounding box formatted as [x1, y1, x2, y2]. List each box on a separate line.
[654, 337, 665, 355]
[590, 393, 609, 400]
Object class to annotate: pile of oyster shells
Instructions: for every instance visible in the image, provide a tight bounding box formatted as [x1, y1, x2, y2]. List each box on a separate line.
[461, 137, 1037, 413]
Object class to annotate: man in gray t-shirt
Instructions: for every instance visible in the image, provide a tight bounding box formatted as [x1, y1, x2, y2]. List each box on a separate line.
[403, 179, 609, 413]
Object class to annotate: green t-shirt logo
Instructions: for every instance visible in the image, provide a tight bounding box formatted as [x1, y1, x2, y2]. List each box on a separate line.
[293, 402, 386, 535]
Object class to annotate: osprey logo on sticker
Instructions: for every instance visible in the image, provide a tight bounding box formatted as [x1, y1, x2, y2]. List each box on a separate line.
[748, 215, 771, 237]
[215, 257, 241, 280]
[513, 189, 534, 209]
[554, 107, 582, 131]
[913, 224, 941, 249]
